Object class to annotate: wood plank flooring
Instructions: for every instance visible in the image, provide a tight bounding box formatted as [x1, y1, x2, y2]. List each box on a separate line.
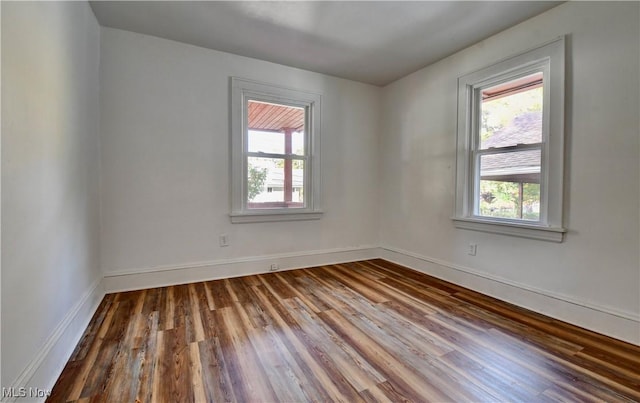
[48, 259, 640, 402]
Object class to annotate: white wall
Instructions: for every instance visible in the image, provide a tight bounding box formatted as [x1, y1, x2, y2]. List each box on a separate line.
[99, 28, 380, 278]
[1, 1, 103, 391]
[380, 1, 639, 343]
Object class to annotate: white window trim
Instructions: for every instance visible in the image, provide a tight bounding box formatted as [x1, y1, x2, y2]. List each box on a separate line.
[230, 77, 322, 223]
[453, 37, 566, 242]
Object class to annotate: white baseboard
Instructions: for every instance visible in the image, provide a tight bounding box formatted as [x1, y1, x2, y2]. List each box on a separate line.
[379, 246, 640, 345]
[2, 277, 105, 403]
[103, 246, 379, 293]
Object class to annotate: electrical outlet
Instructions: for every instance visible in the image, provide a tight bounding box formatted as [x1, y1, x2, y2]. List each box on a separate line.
[219, 234, 229, 247]
[269, 263, 279, 272]
[468, 243, 477, 256]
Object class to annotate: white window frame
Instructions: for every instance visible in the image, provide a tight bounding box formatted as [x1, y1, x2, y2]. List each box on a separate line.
[453, 37, 566, 242]
[230, 77, 322, 223]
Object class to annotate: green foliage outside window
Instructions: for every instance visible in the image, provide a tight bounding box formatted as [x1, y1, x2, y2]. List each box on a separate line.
[479, 180, 540, 220]
[247, 164, 268, 201]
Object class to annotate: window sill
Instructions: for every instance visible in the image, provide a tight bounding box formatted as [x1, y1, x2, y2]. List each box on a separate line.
[452, 217, 566, 242]
[230, 210, 323, 224]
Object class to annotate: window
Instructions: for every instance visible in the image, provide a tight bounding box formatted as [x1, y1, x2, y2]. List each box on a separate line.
[453, 37, 566, 242]
[230, 78, 322, 223]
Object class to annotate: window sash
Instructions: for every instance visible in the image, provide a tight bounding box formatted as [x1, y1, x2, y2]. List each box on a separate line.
[242, 98, 312, 210]
[245, 154, 307, 209]
[472, 144, 543, 220]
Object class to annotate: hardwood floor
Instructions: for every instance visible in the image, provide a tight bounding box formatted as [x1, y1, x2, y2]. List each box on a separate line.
[48, 259, 640, 402]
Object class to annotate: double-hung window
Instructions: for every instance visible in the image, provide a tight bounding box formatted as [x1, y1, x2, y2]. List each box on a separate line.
[230, 78, 322, 223]
[453, 37, 566, 241]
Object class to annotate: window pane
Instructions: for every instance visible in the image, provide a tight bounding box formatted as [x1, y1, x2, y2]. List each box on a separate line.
[522, 183, 541, 220]
[247, 157, 305, 208]
[247, 100, 305, 155]
[292, 131, 305, 156]
[248, 130, 284, 154]
[248, 130, 305, 155]
[478, 180, 540, 220]
[480, 73, 543, 150]
[478, 150, 540, 221]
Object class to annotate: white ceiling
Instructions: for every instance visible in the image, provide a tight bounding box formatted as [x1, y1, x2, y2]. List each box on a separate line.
[90, 1, 562, 86]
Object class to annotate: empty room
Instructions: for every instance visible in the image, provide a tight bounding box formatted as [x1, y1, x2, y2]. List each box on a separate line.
[2, 1, 639, 402]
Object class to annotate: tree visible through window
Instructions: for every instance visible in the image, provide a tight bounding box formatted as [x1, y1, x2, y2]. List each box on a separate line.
[247, 165, 268, 202]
